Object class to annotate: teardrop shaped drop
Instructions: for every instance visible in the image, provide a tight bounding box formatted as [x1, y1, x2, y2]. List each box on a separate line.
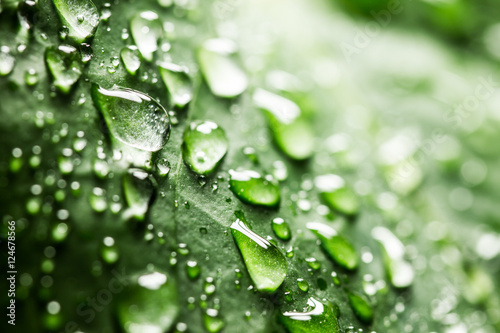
[158, 62, 193, 107]
[197, 38, 248, 98]
[230, 219, 287, 292]
[120, 46, 141, 75]
[91, 84, 170, 151]
[307, 222, 358, 270]
[314, 174, 359, 217]
[130, 11, 162, 61]
[0, 46, 15, 76]
[53, 0, 99, 43]
[123, 168, 155, 221]
[116, 270, 179, 333]
[279, 297, 339, 333]
[182, 121, 228, 175]
[253, 89, 314, 160]
[348, 291, 373, 324]
[372, 226, 414, 288]
[45, 45, 83, 94]
[229, 170, 280, 207]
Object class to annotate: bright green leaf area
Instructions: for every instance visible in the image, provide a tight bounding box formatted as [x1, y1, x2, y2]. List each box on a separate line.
[1, 0, 500, 333]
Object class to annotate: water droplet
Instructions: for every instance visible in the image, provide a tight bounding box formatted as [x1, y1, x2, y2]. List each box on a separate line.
[307, 222, 358, 270]
[45, 45, 83, 94]
[91, 84, 170, 151]
[120, 46, 141, 76]
[204, 277, 216, 295]
[186, 260, 200, 280]
[25, 68, 39, 86]
[90, 187, 107, 212]
[53, 0, 99, 43]
[229, 170, 280, 207]
[203, 308, 225, 333]
[305, 257, 321, 270]
[116, 270, 179, 333]
[182, 121, 228, 175]
[272, 160, 288, 181]
[0, 46, 15, 76]
[156, 158, 170, 177]
[52, 223, 69, 242]
[101, 237, 119, 264]
[372, 227, 414, 288]
[93, 159, 110, 178]
[197, 38, 248, 98]
[297, 278, 309, 292]
[280, 297, 339, 333]
[158, 62, 193, 107]
[230, 219, 287, 292]
[314, 174, 359, 217]
[348, 292, 373, 324]
[123, 168, 155, 221]
[271, 217, 291, 241]
[130, 11, 162, 61]
[242, 146, 258, 163]
[253, 89, 314, 160]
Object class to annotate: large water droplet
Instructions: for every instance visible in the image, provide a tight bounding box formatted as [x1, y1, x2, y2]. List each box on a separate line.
[307, 222, 358, 270]
[0, 46, 15, 76]
[314, 174, 359, 217]
[253, 88, 314, 160]
[120, 46, 141, 75]
[348, 292, 373, 324]
[123, 168, 155, 221]
[116, 270, 179, 333]
[182, 121, 228, 175]
[45, 45, 83, 94]
[130, 11, 162, 62]
[158, 62, 193, 107]
[230, 219, 287, 292]
[280, 297, 339, 333]
[53, 0, 99, 43]
[197, 38, 248, 98]
[372, 227, 414, 288]
[91, 84, 170, 151]
[229, 170, 280, 207]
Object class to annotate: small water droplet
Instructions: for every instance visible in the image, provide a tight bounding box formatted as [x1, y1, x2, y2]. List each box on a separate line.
[158, 62, 193, 107]
[45, 45, 83, 94]
[130, 11, 162, 61]
[314, 174, 359, 217]
[272, 217, 291, 241]
[120, 46, 141, 75]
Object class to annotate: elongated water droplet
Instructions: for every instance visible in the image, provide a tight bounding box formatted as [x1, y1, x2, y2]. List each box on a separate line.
[89, 187, 107, 212]
[123, 168, 154, 221]
[253, 89, 314, 160]
[307, 222, 358, 270]
[91, 84, 170, 151]
[372, 227, 414, 288]
[0, 46, 15, 76]
[53, 0, 99, 43]
[45, 45, 83, 94]
[116, 270, 179, 333]
[229, 170, 280, 207]
[158, 62, 193, 107]
[25, 68, 39, 86]
[280, 297, 339, 333]
[198, 38, 248, 98]
[348, 292, 373, 324]
[272, 217, 291, 241]
[204, 308, 225, 333]
[314, 174, 359, 217]
[120, 46, 141, 75]
[182, 121, 228, 175]
[130, 11, 162, 62]
[230, 219, 287, 292]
